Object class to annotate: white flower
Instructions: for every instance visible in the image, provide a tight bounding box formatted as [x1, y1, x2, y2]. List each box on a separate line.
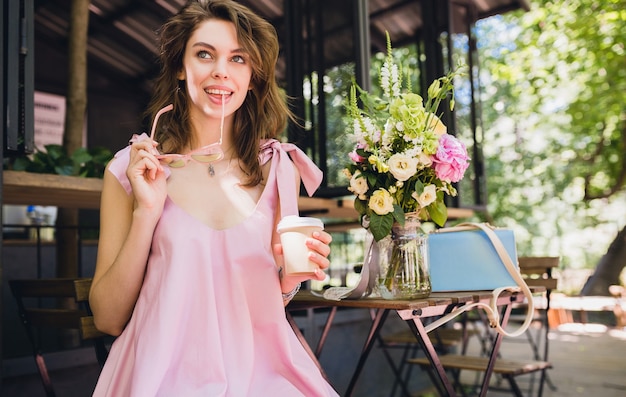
[388, 153, 418, 182]
[417, 152, 433, 169]
[368, 189, 394, 215]
[390, 64, 400, 97]
[380, 63, 391, 96]
[348, 170, 368, 197]
[344, 33, 468, 237]
[363, 117, 378, 138]
[413, 184, 437, 208]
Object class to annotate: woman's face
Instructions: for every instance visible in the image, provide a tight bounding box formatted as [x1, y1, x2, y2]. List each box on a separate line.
[178, 19, 253, 128]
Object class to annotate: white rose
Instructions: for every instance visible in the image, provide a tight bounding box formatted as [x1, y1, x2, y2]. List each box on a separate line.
[368, 189, 394, 215]
[415, 184, 437, 208]
[388, 153, 418, 182]
[417, 152, 433, 169]
[348, 170, 368, 196]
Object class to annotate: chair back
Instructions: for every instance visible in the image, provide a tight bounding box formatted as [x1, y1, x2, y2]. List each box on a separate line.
[518, 256, 559, 292]
[9, 278, 109, 397]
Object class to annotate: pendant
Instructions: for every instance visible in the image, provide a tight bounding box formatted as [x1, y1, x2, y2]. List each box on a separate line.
[208, 164, 215, 176]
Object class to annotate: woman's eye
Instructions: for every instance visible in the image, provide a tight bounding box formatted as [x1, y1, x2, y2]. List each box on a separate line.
[231, 55, 245, 64]
[197, 50, 211, 59]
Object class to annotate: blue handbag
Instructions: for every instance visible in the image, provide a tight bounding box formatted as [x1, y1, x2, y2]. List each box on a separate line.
[425, 222, 534, 337]
[429, 223, 519, 292]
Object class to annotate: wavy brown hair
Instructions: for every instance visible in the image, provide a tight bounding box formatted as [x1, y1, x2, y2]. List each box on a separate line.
[146, 0, 292, 186]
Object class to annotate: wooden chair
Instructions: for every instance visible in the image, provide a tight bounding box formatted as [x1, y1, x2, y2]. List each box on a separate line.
[516, 257, 559, 389]
[377, 314, 490, 397]
[9, 277, 109, 397]
[409, 355, 552, 396]
[407, 256, 559, 397]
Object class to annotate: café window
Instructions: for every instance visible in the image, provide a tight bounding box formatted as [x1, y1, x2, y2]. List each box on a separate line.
[283, 0, 486, 208]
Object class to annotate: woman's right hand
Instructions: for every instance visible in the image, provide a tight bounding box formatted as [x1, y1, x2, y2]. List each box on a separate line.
[127, 137, 167, 214]
[91, 139, 167, 335]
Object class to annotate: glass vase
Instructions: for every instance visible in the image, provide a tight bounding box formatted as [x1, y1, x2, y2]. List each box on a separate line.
[376, 215, 431, 300]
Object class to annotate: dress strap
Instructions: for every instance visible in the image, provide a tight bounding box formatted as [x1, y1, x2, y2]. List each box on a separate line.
[259, 139, 323, 218]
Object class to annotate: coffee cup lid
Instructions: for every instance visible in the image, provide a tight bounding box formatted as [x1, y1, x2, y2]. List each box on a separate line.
[277, 215, 324, 233]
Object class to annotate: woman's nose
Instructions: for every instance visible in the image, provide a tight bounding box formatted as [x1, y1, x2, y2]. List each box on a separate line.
[211, 59, 229, 79]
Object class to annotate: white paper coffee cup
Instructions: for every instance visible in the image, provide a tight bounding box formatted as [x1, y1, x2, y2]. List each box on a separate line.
[277, 215, 324, 275]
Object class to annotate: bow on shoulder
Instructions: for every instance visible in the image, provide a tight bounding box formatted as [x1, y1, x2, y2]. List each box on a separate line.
[258, 139, 323, 197]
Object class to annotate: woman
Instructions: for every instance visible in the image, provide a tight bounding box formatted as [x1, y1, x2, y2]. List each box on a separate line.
[89, 1, 338, 395]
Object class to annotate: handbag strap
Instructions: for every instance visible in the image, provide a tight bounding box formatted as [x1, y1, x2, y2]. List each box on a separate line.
[318, 233, 378, 300]
[424, 222, 535, 338]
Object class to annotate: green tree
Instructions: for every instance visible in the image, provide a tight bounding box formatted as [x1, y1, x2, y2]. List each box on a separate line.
[476, 0, 626, 294]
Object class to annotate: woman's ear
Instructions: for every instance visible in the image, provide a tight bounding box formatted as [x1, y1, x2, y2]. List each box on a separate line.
[177, 69, 185, 81]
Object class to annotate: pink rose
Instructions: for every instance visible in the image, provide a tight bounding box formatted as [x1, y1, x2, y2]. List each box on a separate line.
[432, 134, 470, 183]
[349, 143, 366, 163]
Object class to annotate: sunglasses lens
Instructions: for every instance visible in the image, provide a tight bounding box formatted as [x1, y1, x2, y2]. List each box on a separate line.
[156, 145, 223, 168]
[158, 156, 186, 168]
[167, 160, 186, 168]
[192, 151, 223, 163]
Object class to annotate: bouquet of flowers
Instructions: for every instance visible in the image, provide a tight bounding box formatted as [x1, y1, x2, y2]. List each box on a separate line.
[345, 34, 470, 242]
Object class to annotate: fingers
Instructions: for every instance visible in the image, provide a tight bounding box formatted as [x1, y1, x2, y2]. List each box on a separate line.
[137, 149, 162, 179]
[130, 140, 163, 179]
[275, 230, 332, 283]
[131, 137, 160, 155]
[311, 268, 328, 281]
[308, 249, 330, 267]
[312, 230, 332, 245]
[306, 230, 332, 259]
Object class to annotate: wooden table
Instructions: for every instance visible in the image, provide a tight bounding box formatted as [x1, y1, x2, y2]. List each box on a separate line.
[287, 289, 537, 397]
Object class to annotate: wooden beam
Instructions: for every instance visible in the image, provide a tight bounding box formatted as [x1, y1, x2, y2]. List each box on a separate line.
[3, 170, 102, 209]
[2, 171, 474, 223]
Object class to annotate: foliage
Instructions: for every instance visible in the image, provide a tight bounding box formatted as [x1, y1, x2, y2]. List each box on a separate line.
[344, 33, 470, 241]
[324, 46, 423, 190]
[7, 144, 113, 178]
[476, 0, 626, 271]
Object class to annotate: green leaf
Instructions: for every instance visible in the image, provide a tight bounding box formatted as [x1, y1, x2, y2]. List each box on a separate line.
[3, 145, 114, 178]
[71, 147, 93, 164]
[354, 198, 367, 215]
[44, 144, 67, 161]
[366, 172, 378, 187]
[428, 201, 448, 227]
[369, 212, 394, 241]
[413, 178, 425, 192]
[54, 164, 74, 176]
[90, 146, 113, 163]
[392, 204, 405, 225]
[11, 157, 31, 171]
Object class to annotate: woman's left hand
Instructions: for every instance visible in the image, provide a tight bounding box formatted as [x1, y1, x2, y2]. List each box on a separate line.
[304, 230, 333, 281]
[273, 229, 333, 283]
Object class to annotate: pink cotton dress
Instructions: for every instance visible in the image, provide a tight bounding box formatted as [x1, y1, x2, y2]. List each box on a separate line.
[92, 139, 338, 397]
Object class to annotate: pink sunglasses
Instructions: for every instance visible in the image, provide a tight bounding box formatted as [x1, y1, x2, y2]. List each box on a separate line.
[149, 98, 225, 168]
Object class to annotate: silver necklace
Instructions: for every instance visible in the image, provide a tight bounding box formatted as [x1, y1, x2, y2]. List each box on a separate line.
[208, 156, 234, 178]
